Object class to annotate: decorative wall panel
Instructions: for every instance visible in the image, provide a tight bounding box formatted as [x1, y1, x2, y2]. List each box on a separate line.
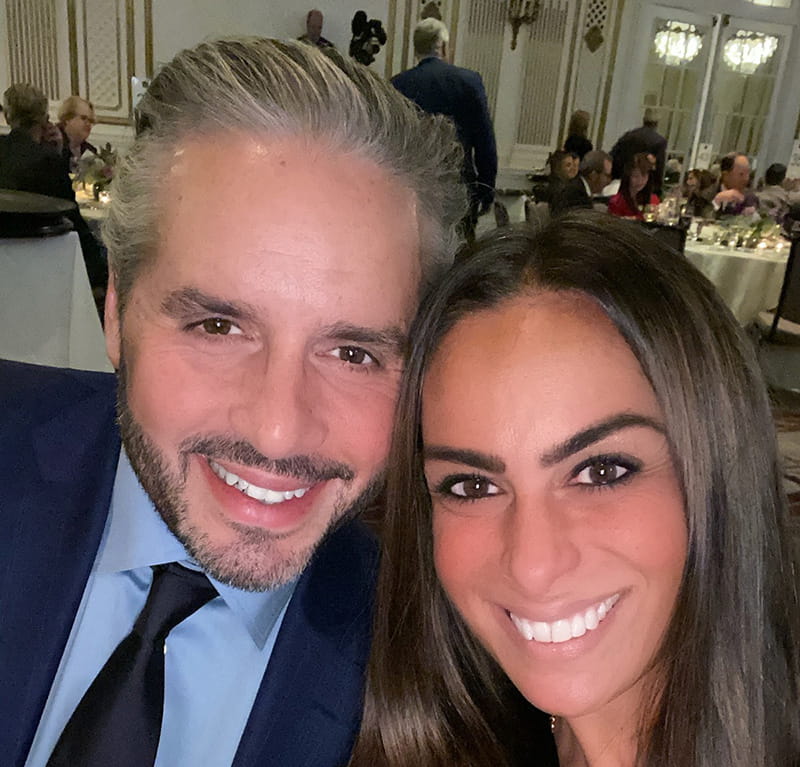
[83, 0, 123, 109]
[516, 0, 571, 146]
[4, 0, 59, 98]
[458, 0, 505, 116]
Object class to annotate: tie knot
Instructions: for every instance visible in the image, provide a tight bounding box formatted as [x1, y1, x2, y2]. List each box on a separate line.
[133, 563, 217, 642]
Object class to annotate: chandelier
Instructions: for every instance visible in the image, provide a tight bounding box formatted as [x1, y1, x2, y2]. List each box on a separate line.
[723, 31, 778, 74]
[506, 0, 541, 51]
[654, 21, 703, 66]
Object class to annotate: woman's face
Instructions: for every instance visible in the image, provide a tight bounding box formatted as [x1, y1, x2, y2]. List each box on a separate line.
[561, 156, 578, 180]
[686, 171, 699, 193]
[629, 167, 648, 196]
[423, 292, 687, 724]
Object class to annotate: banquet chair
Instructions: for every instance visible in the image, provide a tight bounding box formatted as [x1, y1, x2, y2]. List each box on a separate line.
[639, 221, 687, 255]
[524, 196, 550, 233]
[753, 234, 800, 401]
[755, 235, 800, 344]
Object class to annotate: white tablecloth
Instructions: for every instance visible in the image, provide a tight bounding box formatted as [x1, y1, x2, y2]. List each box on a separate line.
[0, 232, 113, 372]
[685, 242, 788, 324]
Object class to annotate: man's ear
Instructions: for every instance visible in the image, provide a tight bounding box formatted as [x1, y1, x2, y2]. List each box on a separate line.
[104, 271, 121, 370]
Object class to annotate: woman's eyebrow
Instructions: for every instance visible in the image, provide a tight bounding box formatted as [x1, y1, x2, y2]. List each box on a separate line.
[423, 446, 506, 474]
[540, 413, 665, 467]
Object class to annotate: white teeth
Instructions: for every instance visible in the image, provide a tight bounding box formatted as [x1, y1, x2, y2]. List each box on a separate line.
[208, 460, 310, 505]
[510, 594, 620, 645]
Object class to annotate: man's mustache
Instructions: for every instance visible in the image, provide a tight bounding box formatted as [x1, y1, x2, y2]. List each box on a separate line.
[179, 435, 355, 484]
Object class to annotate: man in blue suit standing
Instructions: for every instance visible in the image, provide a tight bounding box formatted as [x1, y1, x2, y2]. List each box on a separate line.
[392, 18, 497, 239]
[0, 38, 466, 767]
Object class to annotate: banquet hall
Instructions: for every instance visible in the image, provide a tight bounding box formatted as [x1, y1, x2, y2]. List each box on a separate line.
[1, 0, 799, 534]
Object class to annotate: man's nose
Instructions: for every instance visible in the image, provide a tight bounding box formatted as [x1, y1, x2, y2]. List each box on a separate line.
[229, 350, 328, 460]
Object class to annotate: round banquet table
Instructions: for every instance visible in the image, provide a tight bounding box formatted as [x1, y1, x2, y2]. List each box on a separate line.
[0, 231, 113, 372]
[684, 240, 788, 324]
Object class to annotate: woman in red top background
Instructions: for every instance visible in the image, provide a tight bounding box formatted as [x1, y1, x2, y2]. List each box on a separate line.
[608, 152, 660, 219]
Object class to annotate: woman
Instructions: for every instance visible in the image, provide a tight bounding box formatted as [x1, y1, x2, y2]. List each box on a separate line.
[563, 111, 592, 161]
[608, 153, 659, 219]
[350, 213, 800, 766]
[683, 168, 716, 218]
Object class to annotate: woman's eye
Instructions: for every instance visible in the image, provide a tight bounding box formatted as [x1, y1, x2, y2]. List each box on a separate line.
[573, 459, 632, 486]
[200, 318, 242, 336]
[439, 475, 501, 499]
[331, 346, 377, 366]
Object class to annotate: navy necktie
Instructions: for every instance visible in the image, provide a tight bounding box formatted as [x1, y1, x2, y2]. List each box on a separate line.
[47, 563, 217, 767]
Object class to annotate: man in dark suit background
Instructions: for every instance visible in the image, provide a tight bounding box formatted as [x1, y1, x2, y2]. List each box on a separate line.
[0, 83, 106, 290]
[392, 18, 497, 239]
[551, 149, 612, 215]
[610, 108, 668, 196]
[0, 38, 467, 767]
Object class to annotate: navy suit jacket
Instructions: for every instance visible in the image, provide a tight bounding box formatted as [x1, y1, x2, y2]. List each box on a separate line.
[0, 360, 378, 767]
[392, 56, 497, 209]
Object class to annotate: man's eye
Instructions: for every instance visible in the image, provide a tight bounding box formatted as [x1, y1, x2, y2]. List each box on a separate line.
[435, 475, 501, 499]
[331, 346, 377, 366]
[573, 458, 635, 487]
[199, 318, 242, 335]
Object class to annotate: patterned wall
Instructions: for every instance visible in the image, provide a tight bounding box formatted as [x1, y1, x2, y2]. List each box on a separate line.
[82, 0, 124, 110]
[4, 0, 60, 98]
[458, 0, 506, 117]
[516, 0, 573, 146]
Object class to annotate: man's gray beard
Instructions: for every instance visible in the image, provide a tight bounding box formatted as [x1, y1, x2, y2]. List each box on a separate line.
[115, 355, 385, 591]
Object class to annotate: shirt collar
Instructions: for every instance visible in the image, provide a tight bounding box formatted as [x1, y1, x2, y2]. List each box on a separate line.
[97, 450, 296, 648]
[580, 175, 592, 197]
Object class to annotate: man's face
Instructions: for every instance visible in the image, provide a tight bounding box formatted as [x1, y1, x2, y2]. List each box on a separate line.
[587, 159, 612, 195]
[64, 100, 94, 144]
[723, 155, 750, 193]
[105, 134, 421, 590]
[307, 12, 323, 42]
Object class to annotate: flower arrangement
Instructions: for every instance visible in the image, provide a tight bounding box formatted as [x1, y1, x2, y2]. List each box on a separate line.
[76, 142, 118, 198]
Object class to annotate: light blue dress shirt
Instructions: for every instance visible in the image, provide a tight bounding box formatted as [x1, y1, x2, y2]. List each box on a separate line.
[25, 450, 297, 767]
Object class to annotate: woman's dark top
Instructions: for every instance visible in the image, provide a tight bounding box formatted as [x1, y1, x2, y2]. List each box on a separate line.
[564, 134, 593, 160]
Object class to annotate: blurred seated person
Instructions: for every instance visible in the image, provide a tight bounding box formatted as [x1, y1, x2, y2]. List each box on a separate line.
[0, 83, 107, 291]
[298, 9, 335, 48]
[563, 110, 592, 161]
[534, 150, 577, 205]
[608, 152, 659, 220]
[683, 168, 716, 218]
[712, 152, 757, 217]
[758, 163, 789, 223]
[550, 149, 611, 215]
[57, 95, 97, 173]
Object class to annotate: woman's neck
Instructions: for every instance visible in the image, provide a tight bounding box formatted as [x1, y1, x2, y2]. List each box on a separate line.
[553, 692, 642, 767]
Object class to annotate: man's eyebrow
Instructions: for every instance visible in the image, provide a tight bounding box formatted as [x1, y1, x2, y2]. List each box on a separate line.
[540, 413, 665, 467]
[161, 288, 257, 322]
[423, 446, 506, 474]
[320, 322, 407, 354]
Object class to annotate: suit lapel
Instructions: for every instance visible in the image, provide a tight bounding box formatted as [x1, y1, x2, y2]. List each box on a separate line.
[0, 375, 119, 765]
[232, 522, 378, 767]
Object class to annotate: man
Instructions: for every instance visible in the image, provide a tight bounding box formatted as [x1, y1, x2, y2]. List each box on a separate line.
[298, 9, 335, 48]
[757, 162, 788, 222]
[0, 38, 466, 767]
[57, 95, 98, 173]
[392, 18, 497, 239]
[0, 83, 106, 290]
[610, 108, 667, 196]
[712, 152, 758, 217]
[551, 149, 612, 215]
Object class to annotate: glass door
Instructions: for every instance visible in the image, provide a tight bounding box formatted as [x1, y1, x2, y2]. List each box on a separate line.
[693, 17, 790, 172]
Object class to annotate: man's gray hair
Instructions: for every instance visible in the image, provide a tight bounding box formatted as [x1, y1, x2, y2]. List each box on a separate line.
[413, 18, 449, 58]
[3, 83, 48, 132]
[579, 149, 610, 177]
[104, 37, 467, 315]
